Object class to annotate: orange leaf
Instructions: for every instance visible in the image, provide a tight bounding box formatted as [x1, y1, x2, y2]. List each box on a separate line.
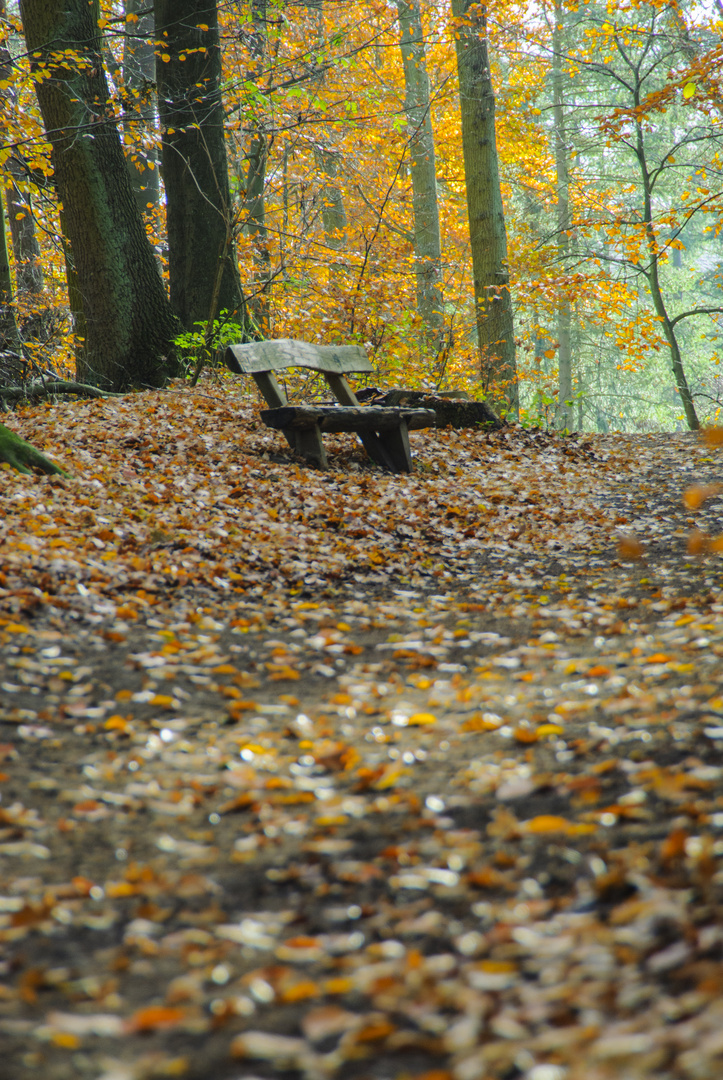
[682, 483, 723, 510]
[279, 980, 319, 1003]
[687, 529, 710, 555]
[702, 427, 723, 447]
[523, 815, 572, 834]
[616, 533, 644, 560]
[126, 1006, 186, 1032]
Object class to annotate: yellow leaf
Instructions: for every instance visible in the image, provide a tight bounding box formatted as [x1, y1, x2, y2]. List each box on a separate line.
[535, 723, 564, 737]
[683, 82, 696, 99]
[51, 1031, 80, 1049]
[407, 712, 437, 726]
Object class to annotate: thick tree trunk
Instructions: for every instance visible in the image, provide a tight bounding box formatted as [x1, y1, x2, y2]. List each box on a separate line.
[19, 0, 179, 390]
[396, 0, 444, 348]
[156, 0, 245, 332]
[123, 0, 160, 215]
[553, 0, 573, 431]
[451, 0, 517, 414]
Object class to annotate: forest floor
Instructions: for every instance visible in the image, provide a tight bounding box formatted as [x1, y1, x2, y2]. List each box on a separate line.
[2, 382, 723, 1080]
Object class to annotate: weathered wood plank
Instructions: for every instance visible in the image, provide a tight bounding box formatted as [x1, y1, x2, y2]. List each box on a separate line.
[252, 370, 287, 409]
[324, 371, 359, 406]
[378, 419, 413, 473]
[226, 339, 373, 376]
[260, 406, 435, 434]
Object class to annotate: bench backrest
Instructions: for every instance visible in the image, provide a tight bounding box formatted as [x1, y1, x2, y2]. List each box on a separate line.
[225, 338, 373, 377]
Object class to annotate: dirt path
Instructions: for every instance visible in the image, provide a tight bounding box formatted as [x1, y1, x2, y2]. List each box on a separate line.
[2, 407, 723, 1080]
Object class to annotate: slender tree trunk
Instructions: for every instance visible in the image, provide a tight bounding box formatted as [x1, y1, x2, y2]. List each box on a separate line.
[635, 116, 698, 430]
[0, 0, 22, 354]
[451, 0, 517, 413]
[0, 186, 22, 355]
[396, 0, 444, 348]
[156, 0, 245, 332]
[315, 145, 347, 255]
[243, 0, 271, 335]
[20, 0, 180, 390]
[123, 0, 159, 215]
[553, 0, 572, 431]
[304, 3, 348, 283]
[6, 167, 44, 298]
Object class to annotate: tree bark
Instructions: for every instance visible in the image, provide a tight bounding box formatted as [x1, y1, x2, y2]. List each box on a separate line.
[553, 0, 573, 431]
[0, 188, 22, 354]
[123, 0, 160, 215]
[5, 166, 44, 299]
[242, 0, 271, 336]
[634, 103, 698, 428]
[396, 0, 444, 348]
[156, 0, 245, 333]
[0, 420, 67, 474]
[451, 0, 517, 414]
[0, 0, 22, 354]
[19, 0, 180, 390]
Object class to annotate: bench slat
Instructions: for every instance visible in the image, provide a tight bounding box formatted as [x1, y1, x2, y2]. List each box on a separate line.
[226, 339, 372, 376]
[260, 405, 435, 434]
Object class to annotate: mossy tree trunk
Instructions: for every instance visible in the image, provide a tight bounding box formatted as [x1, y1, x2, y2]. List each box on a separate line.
[156, 0, 245, 333]
[451, 0, 517, 415]
[0, 420, 66, 475]
[19, 0, 180, 391]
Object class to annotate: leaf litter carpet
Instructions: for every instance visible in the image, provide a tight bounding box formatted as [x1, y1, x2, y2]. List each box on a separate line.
[2, 386, 723, 1080]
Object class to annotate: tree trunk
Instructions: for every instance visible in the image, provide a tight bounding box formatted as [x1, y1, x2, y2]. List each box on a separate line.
[123, 0, 160, 216]
[5, 166, 44, 298]
[156, 0, 245, 333]
[396, 0, 444, 349]
[451, 0, 517, 414]
[0, 419, 66, 474]
[553, 0, 573, 431]
[19, 0, 180, 390]
[635, 119, 699, 430]
[0, 187, 22, 355]
[242, 0, 271, 336]
[0, 0, 22, 354]
[315, 146, 347, 255]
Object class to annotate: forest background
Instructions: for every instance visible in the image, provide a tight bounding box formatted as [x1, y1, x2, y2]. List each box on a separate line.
[1, 0, 723, 435]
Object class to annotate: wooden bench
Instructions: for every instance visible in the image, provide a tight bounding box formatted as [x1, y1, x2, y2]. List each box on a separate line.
[224, 338, 435, 472]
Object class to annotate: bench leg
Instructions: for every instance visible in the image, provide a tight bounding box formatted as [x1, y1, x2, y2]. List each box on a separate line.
[377, 420, 413, 473]
[293, 424, 328, 468]
[357, 431, 397, 471]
